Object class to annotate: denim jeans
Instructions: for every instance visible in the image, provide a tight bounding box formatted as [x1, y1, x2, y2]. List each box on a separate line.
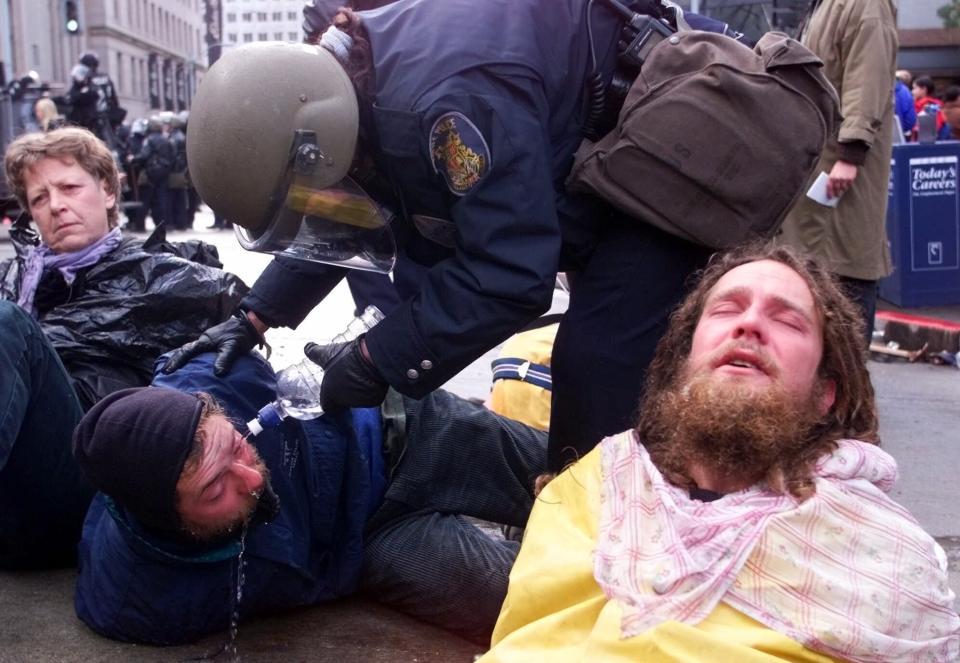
[0, 301, 91, 568]
[362, 389, 547, 643]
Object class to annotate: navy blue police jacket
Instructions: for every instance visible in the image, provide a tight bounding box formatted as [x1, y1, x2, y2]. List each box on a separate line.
[242, 0, 624, 398]
[75, 353, 386, 644]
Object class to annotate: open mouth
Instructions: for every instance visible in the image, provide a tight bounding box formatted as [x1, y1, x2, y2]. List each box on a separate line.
[715, 348, 769, 375]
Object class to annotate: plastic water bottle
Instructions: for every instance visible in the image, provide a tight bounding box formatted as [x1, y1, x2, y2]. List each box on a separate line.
[917, 103, 938, 144]
[245, 306, 384, 435]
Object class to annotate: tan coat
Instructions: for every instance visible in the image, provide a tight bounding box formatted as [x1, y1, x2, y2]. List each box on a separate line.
[779, 0, 897, 280]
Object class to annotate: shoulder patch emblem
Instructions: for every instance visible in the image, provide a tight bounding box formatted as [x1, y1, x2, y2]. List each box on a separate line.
[429, 112, 490, 196]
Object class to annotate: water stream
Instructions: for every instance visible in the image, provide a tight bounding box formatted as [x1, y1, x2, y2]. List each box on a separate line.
[191, 527, 247, 662]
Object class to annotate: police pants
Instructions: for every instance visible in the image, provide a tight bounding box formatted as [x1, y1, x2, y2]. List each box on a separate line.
[142, 180, 171, 229]
[167, 186, 189, 230]
[362, 389, 546, 644]
[0, 302, 92, 568]
[548, 221, 713, 471]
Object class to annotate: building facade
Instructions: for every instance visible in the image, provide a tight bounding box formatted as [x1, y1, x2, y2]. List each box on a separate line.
[896, 0, 960, 80]
[222, 0, 303, 46]
[3, 0, 207, 125]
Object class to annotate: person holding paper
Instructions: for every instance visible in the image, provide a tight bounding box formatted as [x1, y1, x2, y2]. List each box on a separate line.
[778, 0, 897, 345]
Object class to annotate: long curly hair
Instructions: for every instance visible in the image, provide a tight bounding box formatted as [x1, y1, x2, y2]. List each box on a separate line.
[637, 242, 879, 499]
[304, 7, 375, 106]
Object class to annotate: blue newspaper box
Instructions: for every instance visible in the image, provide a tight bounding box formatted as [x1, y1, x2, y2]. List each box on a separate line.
[880, 142, 960, 306]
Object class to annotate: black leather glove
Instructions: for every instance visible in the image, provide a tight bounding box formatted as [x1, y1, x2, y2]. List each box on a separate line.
[162, 311, 267, 377]
[304, 336, 388, 412]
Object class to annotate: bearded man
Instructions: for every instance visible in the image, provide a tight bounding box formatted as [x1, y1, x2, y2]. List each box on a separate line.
[482, 244, 959, 662]
[70, 351, 544, 645]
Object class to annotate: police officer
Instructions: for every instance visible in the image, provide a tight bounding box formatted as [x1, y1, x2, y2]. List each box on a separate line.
[164, 112, 190, 230]
[178, 111, 202, 230]
[165, 0, 734, 471]
[123, 119, 149, 232]
[65, 52, 124, 149]
[132, 116, 174, 230]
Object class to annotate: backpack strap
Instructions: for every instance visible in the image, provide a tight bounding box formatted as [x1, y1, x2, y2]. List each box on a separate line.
[491, 358, 552, 391]
[757, 32, 822, 70]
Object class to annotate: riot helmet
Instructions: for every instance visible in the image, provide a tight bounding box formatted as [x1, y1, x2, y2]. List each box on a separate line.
[187, 41, 394, 273]
[79, 51, 100, 70]
[70, 64, 91, 84]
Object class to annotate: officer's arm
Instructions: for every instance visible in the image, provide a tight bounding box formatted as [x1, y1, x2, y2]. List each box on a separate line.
[108, 79, 120, 107]
[241, 256, 348, 329]
[134, 139, 152, 162]
[366, 87, 559, 397]
[67, 81, 96, 105]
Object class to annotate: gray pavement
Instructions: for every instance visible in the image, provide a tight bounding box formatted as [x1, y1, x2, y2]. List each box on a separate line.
[0, 569, 482, 663]
[0, 209, 958, 660]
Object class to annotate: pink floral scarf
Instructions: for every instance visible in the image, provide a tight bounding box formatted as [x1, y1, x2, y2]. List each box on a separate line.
[595, 431, 959, 662]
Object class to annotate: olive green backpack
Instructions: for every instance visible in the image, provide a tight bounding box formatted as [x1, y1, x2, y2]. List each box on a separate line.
[567, 31, 840, 248]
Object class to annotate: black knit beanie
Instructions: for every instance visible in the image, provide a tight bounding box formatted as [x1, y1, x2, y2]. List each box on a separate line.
[72, 386, 204, 532]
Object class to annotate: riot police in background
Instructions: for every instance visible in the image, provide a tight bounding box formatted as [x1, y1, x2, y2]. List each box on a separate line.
[179, 111, 200, 229]
[7, 71, 49, 134]
[164, 112, 191, 230]
[121, 118, 148, 231]
[131, 116, 173, 229]
[65, 52, 125, 149]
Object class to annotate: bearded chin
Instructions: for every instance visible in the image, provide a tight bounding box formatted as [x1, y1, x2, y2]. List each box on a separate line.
[644, 374, 823, 491]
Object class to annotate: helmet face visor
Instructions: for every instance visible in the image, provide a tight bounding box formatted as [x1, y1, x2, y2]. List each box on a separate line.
[234, 133, 396, 273]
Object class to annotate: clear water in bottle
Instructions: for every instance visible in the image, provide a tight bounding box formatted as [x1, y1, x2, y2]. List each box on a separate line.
[246, 306, 385, 435]
[274, 360, 326, 421]
[330, 305, 385, 345]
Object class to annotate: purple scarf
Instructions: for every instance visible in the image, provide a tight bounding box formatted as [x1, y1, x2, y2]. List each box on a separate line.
[16, 227, 123, 317]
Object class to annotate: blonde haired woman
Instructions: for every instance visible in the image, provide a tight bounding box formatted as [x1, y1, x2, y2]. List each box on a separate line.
[33, 97, 66, 132]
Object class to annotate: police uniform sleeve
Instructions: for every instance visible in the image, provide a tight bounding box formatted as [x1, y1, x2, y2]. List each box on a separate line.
[242, 256, 347, 328]
[135, 136, 153, 162]
[366, 86, 560, 397]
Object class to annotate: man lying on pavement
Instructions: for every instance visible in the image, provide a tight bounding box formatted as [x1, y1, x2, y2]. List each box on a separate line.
[71, 351, 545, 645]
[482, 244, 959, 663]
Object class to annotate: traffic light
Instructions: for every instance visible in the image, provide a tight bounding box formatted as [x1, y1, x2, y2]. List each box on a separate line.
[65, 1, 80, 34]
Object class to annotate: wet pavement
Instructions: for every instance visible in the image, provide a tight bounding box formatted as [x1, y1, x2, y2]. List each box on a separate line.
[0, 210, 957, 660]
